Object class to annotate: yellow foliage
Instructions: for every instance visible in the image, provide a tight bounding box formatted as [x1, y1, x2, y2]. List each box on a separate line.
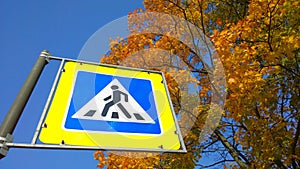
[96, 0, 300, 168]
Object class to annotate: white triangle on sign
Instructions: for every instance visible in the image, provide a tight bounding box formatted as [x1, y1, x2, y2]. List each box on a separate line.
[72, 79, 155, 124]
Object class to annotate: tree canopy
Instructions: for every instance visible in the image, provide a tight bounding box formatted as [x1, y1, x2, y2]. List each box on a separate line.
[94, 0, 300, 168]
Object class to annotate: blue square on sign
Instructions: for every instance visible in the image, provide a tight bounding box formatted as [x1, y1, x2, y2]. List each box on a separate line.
[63, 71, 162, 135]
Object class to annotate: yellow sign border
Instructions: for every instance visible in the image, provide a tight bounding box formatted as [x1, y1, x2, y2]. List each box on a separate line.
[39, 61, 180, 150]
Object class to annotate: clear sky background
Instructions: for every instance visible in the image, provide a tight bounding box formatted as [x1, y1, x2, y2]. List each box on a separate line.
[0, 1, 144, 169]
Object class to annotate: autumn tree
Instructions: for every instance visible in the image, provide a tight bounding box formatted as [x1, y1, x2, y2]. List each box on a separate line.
[95, 0, 300, 168]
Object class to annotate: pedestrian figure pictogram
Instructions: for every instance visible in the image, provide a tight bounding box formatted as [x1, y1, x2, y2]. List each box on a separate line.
[101, 85, 131, 119]
[72, 78, 155, 124]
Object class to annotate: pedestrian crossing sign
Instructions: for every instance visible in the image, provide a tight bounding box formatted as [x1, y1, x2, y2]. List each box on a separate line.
[39, 61, 185, 151]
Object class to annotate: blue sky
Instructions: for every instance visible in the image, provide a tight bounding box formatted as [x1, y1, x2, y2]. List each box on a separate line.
[0, 1, 143, 168]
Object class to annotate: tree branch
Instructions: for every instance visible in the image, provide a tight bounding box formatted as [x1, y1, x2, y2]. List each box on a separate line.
[214, 130, 250, 169]
[291, 115, 300, 169]
[267, 9, 273, 52]
[197, 159, 235, 168]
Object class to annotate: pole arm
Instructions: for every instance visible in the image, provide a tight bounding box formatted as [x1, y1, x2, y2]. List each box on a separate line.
[0, 50, 50, 159]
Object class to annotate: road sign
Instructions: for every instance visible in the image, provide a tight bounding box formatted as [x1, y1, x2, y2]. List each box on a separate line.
[39, 61, 184, 151]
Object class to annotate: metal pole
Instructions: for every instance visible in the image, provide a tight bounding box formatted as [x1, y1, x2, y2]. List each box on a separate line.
[0, 50, 50, 159]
